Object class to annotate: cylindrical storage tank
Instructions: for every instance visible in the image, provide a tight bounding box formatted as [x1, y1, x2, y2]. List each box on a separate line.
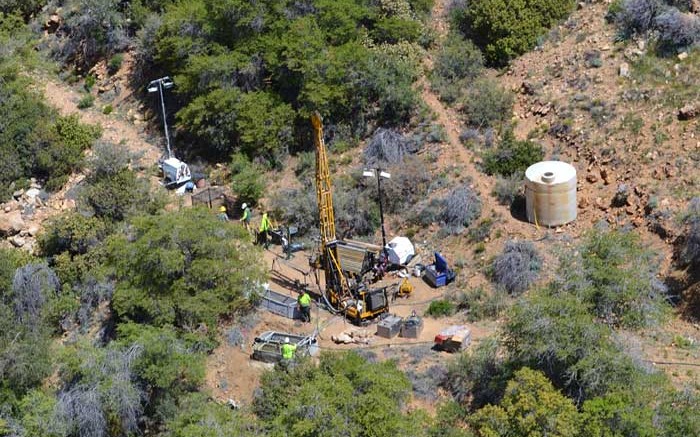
[525, 161, 577, 227]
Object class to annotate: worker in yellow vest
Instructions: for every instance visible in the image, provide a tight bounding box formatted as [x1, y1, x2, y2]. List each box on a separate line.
[259, 211, 272, 249]
[298, 290, 311, 323]
[280, 337, 296, 367]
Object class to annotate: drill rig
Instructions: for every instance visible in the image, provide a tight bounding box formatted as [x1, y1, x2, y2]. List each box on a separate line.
[310, 112, 389, 324]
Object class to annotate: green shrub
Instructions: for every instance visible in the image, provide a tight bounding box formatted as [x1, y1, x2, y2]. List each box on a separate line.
[102, 104, 113, 114]
[431, 32, 483, 103]
[177, 89, 294, 164]
[162, 393, 258, 437]
[468, 218, 494, 243]
[425, 299, 456, 317]
[460, 78, 514, 129]
[372, 17, 422, 44]
[230, 153, 266, 206]
[504, 291, 626, 401]
[452, 0, 576, 66]
[559, 229, 670, 329]
[81, 168, 151, 222]
[254, 352, 423, 434]
[107, 53, 124, 74]
[77, 94, 94, 109]
[0, 0, 45, 18]
[84, 74, 96, 92]
[455, 287, 508, 321]
[483, 129, 544, 176]
[39, 212, 108, 257]
[108, 208, 265, 330]
[493, 173, 524, 205]
[37, 114, 101, 192]
[469, 368, 581, 437]
[446, 337, 509, 409]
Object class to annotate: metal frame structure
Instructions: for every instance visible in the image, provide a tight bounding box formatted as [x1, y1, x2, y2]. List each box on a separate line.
[311, 113, 388, 323]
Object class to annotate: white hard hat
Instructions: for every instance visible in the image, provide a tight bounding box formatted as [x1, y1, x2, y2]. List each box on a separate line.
[284, 337, 290, 343]
[241, 203, 247, 210]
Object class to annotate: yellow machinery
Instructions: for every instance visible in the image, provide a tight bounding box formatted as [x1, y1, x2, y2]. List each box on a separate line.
[310, 112, 389, 324]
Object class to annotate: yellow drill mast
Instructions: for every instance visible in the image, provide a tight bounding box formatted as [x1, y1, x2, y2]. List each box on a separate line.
[311, 112, 336, 246]
[310, 112, 389, 323]
[311, 112, 350, 305]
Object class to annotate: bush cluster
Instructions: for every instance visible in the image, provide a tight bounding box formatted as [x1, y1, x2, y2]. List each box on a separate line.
[451, 0, 576, 66]
[0, 52, 101, 198]
[425, 299, 455, 317]
[611, 0, 700, 51]
[556, 229, 669, 329]
[108, 208, 265, 330]
[460, 78, 514, 129]
[144, 0, 425, 165]
[483, 129, 544, 176]
[46, 0, 130, 69]
[431, 32, 484, 103]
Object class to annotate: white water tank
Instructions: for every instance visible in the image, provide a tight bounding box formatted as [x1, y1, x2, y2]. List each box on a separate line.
[525, 161, 577, 227]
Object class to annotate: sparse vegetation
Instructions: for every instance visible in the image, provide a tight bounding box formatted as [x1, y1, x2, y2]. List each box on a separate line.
[431, 32, 484, 103]
[460, 78, 514, 129]
[364, 128, 417, 167]
[491, 241, 542, 295]
[442, 183, 483, 234]
[680, 197, 700, 269]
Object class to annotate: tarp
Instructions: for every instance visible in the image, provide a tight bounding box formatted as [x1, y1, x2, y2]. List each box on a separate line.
[386, 236, 414, 265]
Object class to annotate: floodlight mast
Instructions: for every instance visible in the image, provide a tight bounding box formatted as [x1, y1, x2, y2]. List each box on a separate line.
[363, 168, 391, 255]
[147, 76, 174, 159]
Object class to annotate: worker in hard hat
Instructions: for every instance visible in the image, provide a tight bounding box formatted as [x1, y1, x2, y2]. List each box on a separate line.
[298, 289, 311, 323]
[280, 337, 297, 367]
[240, 203, 251, 232]
[217, 205, 229, 221]
[258, 210, 272, 249]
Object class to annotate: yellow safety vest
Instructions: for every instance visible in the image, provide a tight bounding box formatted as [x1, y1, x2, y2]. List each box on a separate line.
[260, 213, 272, 232]
[281, 343, 297, 360]
[299, 293, 311, 307]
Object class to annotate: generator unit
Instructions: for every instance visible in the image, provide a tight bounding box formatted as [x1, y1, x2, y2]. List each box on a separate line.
[161, 157, 191, 187]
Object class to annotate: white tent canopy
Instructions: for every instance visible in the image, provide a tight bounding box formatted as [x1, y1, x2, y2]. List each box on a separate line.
[385, 236, 414, 265]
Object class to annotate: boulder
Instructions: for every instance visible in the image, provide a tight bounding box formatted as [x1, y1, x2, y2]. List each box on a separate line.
[619, 62, 630, 78]
[9, 236, 25, 248]
[0, 210, 24, 236]
[678, 104, 699, 120]
[25, 188, 41, 199]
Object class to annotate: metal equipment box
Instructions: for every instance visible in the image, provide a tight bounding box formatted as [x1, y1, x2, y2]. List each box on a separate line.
[261, 289, 300, 320]
[400, 316, 424, 338]
[424, 252, 455, 288]
[376, 315, 403, 338]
